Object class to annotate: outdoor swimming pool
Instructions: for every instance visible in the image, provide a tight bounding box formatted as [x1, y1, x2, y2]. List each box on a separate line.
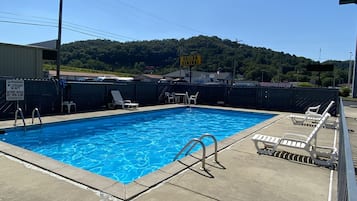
[1, 107, 274, 184]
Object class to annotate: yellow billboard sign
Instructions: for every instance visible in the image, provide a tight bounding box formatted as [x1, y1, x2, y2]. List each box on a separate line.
[180, 55, 202, 66]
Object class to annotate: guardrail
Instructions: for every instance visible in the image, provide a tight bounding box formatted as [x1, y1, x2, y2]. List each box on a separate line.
[338, 98, 357, 201]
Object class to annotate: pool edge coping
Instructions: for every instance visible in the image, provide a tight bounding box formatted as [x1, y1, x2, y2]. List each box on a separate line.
[0, 105, 285, 200]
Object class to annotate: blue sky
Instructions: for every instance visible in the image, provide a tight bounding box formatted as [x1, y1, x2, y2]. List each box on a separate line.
[1, 0, 356, 61]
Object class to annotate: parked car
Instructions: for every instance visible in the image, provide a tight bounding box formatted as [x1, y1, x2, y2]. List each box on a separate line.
[95, 76, 134, 82]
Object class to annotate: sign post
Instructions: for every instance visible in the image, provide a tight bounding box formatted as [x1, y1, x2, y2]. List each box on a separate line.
[180, 55, 202, 83]
[339, 0, 357, 4]
[6, 79, 25, 109]
[305, 64, 334, 87]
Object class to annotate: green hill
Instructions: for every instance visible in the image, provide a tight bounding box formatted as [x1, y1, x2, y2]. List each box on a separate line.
[58, 35, 350, 86]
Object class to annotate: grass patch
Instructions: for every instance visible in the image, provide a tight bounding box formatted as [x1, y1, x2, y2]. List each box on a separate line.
[342, 96, 357, 102]
[43, 64, 133, 77]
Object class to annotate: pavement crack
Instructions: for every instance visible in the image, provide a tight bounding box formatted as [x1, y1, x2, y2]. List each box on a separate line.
[167, 182, 220, 201]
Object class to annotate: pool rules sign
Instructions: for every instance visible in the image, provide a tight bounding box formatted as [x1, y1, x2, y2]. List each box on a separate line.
[6, 79, 24, 101]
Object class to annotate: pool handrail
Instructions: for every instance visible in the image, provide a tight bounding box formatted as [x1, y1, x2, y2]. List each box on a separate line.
[185, 133, 219, 163]
[14, 108, 26, 127]
[173, 138, 206, 170]
[31, 108, 42, 125]
[338, 98, 357, 201]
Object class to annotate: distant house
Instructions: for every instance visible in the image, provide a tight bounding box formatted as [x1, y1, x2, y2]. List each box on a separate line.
[134, 74, 163, 82]
[164, 69, 232, 84]
[30, 39, 57, 49]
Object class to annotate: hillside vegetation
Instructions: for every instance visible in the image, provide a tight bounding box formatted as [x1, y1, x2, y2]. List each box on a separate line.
[58, 35, 350, 86]
[43, 64, 132, 77]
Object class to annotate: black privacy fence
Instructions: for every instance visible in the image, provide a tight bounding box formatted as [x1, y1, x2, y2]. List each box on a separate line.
[0, 79, 339, 120]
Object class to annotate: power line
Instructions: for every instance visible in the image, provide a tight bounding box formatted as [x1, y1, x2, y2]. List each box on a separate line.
[62, 21, 137, 41]
[0, 11, 137, 41]
[0, 15, 55, 26]
[116, 0, 209, 36]
[63, 26, 113, 39]
[0, 1, 210, 42]
[0, 20, 57, 28]
[0, 19, 108, 39]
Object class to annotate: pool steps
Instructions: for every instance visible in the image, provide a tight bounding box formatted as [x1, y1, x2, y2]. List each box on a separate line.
[173, 133, 219, 171]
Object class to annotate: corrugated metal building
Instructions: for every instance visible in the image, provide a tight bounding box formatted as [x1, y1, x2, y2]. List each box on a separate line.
[0, 42, 56, 78]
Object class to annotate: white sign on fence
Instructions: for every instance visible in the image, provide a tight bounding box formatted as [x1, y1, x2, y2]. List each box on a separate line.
[6, 79, 24, 101]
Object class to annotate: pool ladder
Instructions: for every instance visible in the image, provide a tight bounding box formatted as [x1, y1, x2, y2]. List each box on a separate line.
[173, 134, 219, 171]
[14, 107, 42, 127]
[31, 108, 42, 125]
[14, 108, 26, 127]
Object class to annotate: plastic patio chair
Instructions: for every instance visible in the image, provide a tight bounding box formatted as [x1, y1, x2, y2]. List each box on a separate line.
[188, 92, 199, 105]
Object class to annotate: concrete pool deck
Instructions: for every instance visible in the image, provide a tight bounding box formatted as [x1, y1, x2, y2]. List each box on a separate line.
[0, 104, 345, 201]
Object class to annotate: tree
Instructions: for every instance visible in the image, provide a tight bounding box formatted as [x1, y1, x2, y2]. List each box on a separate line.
[58, 36, 349, 85]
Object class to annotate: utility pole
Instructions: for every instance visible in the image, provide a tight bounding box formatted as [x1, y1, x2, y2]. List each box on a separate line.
[352, 36, 357, 97]
[57, 0, 63, 112]
[348, 52, 353, 86]
[232, 60, 236, 85]
[339, 0, 357, 97]
[232, 39, 242, 85]
[56, 0, 63, 80]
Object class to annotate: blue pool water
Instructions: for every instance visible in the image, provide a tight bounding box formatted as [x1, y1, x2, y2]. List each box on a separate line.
[1, 107, 274, 184]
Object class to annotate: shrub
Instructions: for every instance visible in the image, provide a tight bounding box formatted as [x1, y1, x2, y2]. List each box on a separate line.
[297, 82, 314, 88]
[339, 87, 351, 97]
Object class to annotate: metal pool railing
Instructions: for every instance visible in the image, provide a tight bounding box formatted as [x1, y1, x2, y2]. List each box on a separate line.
[338, 98, 357, 201]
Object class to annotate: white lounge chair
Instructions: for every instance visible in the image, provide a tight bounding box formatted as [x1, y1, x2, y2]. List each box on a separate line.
[289, 100, 335, 125]
[188, 92, 199, 105]
[111, 90, 139, 109]
[252, 113, 338, 168]
[305, 104, 321, 116]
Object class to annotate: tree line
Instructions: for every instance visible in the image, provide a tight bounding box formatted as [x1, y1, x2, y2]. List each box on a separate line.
[58, 35, 350, 87]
